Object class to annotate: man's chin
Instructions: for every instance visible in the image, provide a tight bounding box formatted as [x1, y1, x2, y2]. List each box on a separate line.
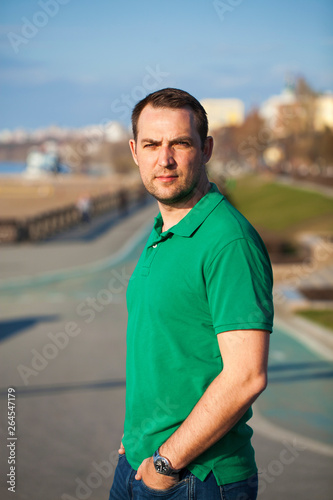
[149, 186, 195, 206]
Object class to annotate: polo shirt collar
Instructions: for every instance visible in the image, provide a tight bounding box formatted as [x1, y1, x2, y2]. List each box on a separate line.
[152, 183, 224, 240]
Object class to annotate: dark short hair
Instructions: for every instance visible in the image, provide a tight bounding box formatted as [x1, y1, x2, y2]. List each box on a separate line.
[131, 88, 208, 148]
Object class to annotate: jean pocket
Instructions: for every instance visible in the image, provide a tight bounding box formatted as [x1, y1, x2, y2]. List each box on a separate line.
[220, 473, 258, 500]
[139, 476, 189, 497]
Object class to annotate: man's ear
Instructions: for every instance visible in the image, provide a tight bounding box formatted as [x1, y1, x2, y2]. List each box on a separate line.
[129, 139, 139, 166]
[203, 136, 214, 164]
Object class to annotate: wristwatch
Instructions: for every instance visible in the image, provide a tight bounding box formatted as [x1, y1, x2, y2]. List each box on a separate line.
[153, 448, 181, 477]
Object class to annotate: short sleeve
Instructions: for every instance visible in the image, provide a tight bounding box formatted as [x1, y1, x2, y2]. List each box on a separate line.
[205, 238, 274, 334]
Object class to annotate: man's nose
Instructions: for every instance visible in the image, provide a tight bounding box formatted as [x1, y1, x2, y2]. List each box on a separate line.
[157, 146, 176, 167]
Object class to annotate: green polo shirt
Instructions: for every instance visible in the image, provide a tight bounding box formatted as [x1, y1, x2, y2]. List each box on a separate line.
[123, 183, 274, 485]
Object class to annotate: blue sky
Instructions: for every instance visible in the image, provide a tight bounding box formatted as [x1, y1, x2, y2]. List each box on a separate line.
[0, 0, 332, 130]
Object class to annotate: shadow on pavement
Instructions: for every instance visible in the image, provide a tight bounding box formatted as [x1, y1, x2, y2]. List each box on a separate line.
[0, 315, 60, 342]
[0, 378, 126, 398]
[268, 360, 333, 383]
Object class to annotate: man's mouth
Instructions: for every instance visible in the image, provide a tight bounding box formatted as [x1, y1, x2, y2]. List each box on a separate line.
[156, 175, 178, 182]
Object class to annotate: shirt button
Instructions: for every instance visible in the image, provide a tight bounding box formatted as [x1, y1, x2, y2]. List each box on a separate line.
[152, 244, 157, 248]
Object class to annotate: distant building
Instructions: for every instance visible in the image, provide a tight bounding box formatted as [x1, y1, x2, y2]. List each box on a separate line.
[24, 143, 71, 177]
[103, 121, 128, 142]
[259, 87, 297, 129]
[200, 98, 244, 131]
[260, 86, 333, 136]
[314, 93, 333, 131]
[0, 129, 13, 143]
[0, 121, 128, 146]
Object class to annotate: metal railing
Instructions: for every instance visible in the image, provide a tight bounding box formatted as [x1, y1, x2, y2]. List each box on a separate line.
[0, 185, 147, 244]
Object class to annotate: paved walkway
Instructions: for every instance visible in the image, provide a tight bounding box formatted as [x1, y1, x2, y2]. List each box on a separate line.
[0, 202, 332, 500]
[0, 198, 158, 282]
[275, 174, 333, 198]
[275, 262, 333, 311]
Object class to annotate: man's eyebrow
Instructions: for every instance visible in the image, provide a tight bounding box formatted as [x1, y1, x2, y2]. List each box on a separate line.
[140, 136, 194, 145]
[170, 136, 193, 144]
[140, 138, 161, 144]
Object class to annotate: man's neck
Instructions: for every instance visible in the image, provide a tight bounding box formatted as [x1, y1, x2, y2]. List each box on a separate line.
[159, 179, 211, 232]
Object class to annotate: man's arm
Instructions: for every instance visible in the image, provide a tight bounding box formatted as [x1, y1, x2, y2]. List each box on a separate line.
[135, 328, 270, 489]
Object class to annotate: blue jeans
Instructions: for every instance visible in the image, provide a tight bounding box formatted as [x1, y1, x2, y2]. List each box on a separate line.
[109, 454, 258, 499]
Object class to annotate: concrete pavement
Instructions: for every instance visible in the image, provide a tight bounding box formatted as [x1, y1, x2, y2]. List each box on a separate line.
[0, 198, 157, 282]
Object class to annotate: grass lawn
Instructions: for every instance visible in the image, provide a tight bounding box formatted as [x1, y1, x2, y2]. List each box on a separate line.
[296, 309, 333, 332]
[226, 174, 333, 236]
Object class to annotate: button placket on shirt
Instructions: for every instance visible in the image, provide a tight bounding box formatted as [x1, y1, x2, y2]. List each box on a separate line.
[140, 238, 164, 276]
[141, 229, 174, 276]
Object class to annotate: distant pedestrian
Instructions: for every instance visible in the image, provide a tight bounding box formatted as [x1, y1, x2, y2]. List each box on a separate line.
[76, 193, 92, 223]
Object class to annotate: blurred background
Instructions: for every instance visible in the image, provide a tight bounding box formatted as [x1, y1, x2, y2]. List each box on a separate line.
[0, 1, 332, 499]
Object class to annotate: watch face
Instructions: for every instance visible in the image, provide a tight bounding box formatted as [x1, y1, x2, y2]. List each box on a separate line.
[155, 458, 169, 474]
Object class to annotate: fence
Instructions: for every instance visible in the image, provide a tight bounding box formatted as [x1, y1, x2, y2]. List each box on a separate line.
[0, 185, 148, 244]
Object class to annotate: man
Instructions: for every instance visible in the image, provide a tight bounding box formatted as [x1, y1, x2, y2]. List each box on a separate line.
[109, 88, 274, 499]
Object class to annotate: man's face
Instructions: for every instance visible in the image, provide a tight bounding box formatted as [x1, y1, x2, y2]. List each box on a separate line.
[129, 105, 213, 205]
